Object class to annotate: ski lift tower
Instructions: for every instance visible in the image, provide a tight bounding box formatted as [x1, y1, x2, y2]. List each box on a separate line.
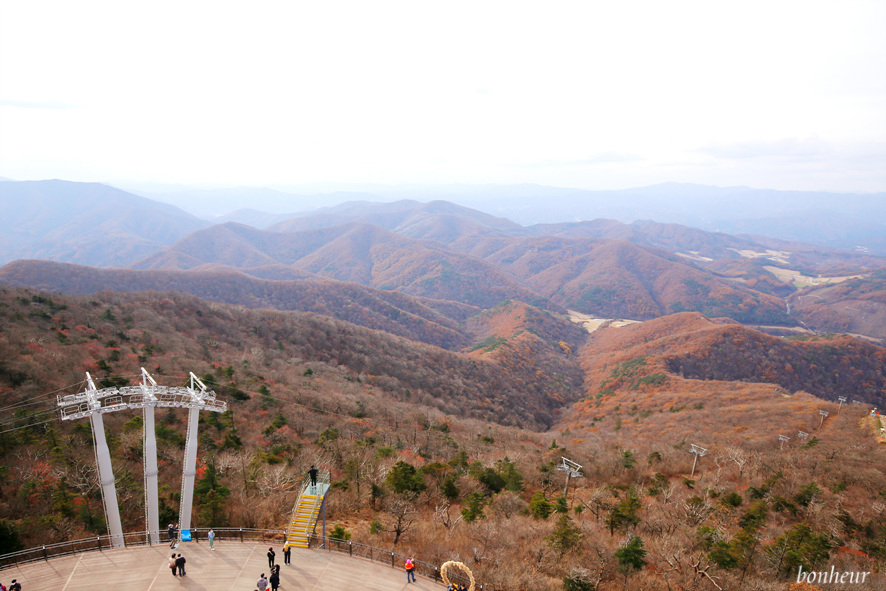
[57, 372, 126, 548]
[688, 444, 707, 478]
[557, 456, 584, 499]
[58, 368, 226, 548]
[176, 372, 226, 536]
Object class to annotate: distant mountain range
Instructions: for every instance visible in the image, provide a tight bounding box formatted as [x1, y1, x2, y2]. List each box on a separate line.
[115, 180, 886, 255]
[2, 179, 885, 341]
[0, 180, 208, 267]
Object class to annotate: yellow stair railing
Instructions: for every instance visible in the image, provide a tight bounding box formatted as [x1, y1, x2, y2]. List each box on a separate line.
[286, 469, 330, 548]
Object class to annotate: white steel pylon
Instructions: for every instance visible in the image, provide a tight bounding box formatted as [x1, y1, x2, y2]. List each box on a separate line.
[87, 372, 125, 548]
[58, 368, 227, 548]
[140, 368, 161, 545]
[178, 372, 216, 534]
[56, 373, 126, 548]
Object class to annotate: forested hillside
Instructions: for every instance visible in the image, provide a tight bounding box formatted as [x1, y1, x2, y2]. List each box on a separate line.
[1, 288, 884, 591]
[563, 313, 886, 447]
[0, 288, 579, 429]
[575, 312, 886, 407]
[132, 221, 557, 311]
[789, 269, 886, 339]
[0, 260, 483, 350]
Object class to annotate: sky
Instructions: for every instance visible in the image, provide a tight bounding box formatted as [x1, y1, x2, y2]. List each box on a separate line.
[1, 0, 884, 193]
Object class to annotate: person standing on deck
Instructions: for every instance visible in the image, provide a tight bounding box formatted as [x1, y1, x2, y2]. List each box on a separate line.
[308, 465, 318, 489]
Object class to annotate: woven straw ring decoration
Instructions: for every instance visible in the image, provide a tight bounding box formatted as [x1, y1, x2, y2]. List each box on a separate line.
[440, 560, 476, 591]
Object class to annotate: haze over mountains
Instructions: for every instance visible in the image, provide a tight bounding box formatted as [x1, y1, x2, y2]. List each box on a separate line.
[2, 179, 886, 343]
[0, 180, 209, 266]
[118, 180, 886, 255]
[3, 179, 886, 590]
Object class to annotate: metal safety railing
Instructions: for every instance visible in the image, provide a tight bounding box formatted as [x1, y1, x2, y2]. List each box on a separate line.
[307, 535, 489, 590]
[0, 528, 284, 571]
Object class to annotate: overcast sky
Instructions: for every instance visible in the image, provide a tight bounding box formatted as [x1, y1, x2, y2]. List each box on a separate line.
[1, 0, 884, 193]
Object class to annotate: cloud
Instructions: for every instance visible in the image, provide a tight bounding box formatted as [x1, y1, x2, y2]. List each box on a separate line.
[698, 137, 834, 162]
[509, 153, 644, 169]
[0, 99, 76, 110]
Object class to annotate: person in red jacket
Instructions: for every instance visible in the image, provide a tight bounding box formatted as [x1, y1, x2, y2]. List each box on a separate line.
[405, 558, 416, 583]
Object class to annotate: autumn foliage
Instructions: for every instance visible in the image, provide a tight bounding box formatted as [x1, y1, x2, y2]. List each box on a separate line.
[0, 288, 884, 591]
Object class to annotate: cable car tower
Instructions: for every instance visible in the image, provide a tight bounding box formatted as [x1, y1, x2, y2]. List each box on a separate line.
[556, 456, 584, 499]
[58, 368, 226, 547]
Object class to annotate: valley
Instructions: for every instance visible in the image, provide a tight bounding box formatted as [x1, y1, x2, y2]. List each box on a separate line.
[1, 180, 885, 590]
[0, 286, 884, 591]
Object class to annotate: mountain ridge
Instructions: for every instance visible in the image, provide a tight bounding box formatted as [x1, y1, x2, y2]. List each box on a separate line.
[0, 259, 483, 350]
[0, 179, 209, 267]
[3, 179, 886, 339]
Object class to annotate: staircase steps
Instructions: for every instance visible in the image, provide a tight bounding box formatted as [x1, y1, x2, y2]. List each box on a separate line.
[286, 481, 329, 548]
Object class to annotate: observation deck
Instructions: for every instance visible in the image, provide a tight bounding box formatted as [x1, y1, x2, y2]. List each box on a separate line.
[1, 540, 446, 591]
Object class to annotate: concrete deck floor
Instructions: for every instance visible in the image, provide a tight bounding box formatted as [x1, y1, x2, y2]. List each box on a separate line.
[0, 542, 446, 591]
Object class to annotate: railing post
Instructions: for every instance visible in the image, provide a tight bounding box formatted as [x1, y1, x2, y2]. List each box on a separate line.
[434, 567, 440, 582]
[42, 545, 48, 561]
[391, 552, 394, 567]
[349, 541, 352, 556]
[239, 528, 243, 543]
[97, 536, 102, 551]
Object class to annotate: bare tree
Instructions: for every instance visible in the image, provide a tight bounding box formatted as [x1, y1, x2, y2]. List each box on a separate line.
[384, 497, 416, 545]
[257, 465, 297, 495]
[213, 450, 242, 476]
[65, 460, 99, 496]
[64, 460, 101, 528]
[469, 522, 498, 564]
[661, 481, 679, 504]
[660, 550, 723, 591]
[434, 501, 463, 532]
[679, 494, 714, 527]
[722, 446, 751, 478]
[579, 486, 611, 521]
[491, 491, 526, 519]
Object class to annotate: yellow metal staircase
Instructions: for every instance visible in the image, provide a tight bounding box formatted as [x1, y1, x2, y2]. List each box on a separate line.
[286, 470, 330, 548]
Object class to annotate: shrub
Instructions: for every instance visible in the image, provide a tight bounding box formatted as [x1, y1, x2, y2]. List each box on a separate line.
[546, 514, 582, 555]
[461, 492, 486, 522]
[386, 461, 426, 495]
[563, 569, 595, 591]
[720, 491, 743, 508]
[529, 491, 554, 520]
